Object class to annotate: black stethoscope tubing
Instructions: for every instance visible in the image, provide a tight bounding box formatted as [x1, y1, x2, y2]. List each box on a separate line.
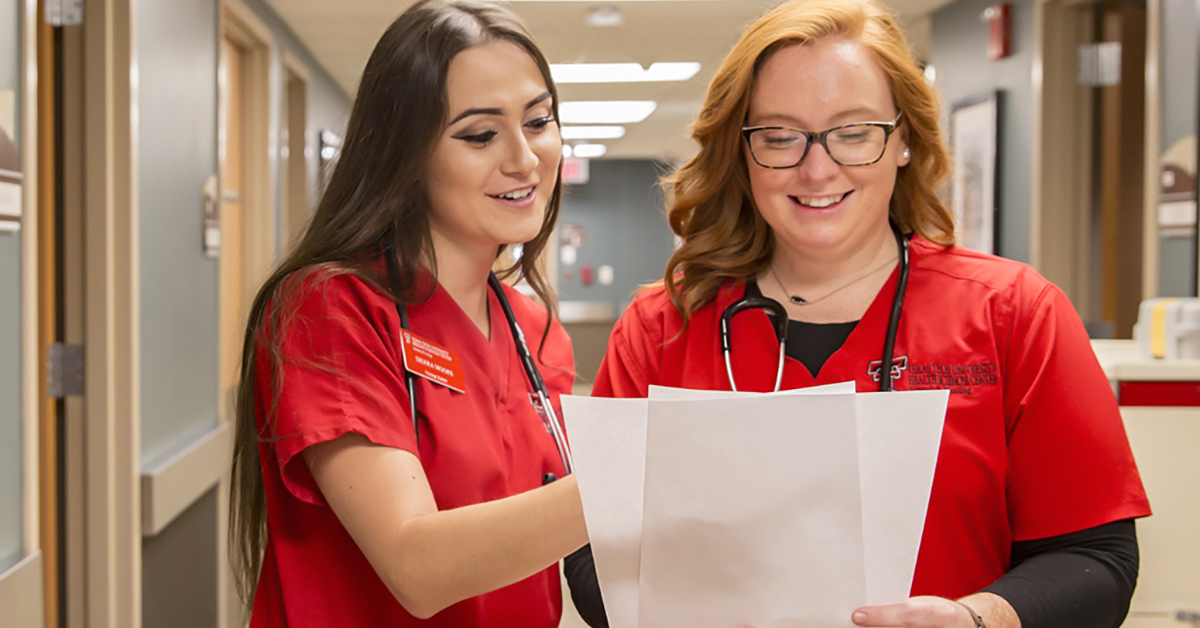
[386, 253, 573, 474]
[720, 224, 910, 393]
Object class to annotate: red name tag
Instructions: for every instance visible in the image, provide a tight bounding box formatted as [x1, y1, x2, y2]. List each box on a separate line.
[399, 329, 466, 393]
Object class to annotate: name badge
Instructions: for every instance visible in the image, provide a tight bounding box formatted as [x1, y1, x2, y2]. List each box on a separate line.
[399, 329, 466, 393]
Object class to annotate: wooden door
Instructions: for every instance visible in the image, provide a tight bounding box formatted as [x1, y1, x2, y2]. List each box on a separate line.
[219, 36, 246, 419]
[282, 62, 308, 252]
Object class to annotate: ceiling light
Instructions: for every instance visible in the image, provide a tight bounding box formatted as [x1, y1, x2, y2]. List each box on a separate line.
[572, 144, 608, 158]
[561, 126, 626, 140]
[559, 101, 656, 124]
[585, 5, 623, 27]
[551, 62, 701, 84]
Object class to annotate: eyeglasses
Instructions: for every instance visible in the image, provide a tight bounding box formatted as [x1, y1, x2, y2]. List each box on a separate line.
[741, 111, 904, 169]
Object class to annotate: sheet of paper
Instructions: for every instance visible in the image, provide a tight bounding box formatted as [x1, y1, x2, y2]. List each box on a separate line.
[647, 381, 856, 400]
[564, 387, 949, 627]
[856, 390, 949, 604]
[561, 396, 649, 628]
[639, 394, 865, 628]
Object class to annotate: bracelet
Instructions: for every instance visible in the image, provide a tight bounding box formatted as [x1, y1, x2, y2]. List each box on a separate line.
[956, 601, 986, 628]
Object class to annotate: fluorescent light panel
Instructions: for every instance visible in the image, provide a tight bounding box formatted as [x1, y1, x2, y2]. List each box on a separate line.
[572, 144, 608, 158]
[561, 125, 626, 140]
[551, 62, 700, 84]
[559, 101, 656, 124]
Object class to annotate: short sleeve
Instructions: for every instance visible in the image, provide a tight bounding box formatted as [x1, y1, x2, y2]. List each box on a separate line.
[258, 274, 415, 506]
[1003, 280, 1150, 539]
[592, 294, 664, 399]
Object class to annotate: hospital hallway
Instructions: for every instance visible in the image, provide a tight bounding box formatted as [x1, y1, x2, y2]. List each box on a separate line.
[1, 0, 1199, 625]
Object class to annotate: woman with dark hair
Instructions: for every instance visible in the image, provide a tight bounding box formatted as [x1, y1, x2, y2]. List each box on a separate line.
[567, 0, 1149, 627]
[227, 1, 587, 625]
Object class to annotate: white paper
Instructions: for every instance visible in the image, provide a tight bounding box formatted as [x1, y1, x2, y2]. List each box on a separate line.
[562, 396, 649, 628]
[563, 388, 948, 628]
[648, 381, 856, 400]
[856, 391, 949, 604]
[639, 394, 864, 628]
[564, 383, 857, 628]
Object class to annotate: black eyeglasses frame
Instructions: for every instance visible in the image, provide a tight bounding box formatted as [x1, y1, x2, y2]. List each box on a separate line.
[741, 111, 904, 169]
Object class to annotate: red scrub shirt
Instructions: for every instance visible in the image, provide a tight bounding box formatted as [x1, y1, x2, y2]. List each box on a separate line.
[250, 270, 574, 627]
[594, 237, 1150, 600]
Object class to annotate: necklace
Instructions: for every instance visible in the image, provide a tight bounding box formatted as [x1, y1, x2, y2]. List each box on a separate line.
[768, 256, 899, 306]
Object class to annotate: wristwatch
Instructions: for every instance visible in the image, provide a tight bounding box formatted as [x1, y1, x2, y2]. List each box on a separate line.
[957, 602, 987, 628]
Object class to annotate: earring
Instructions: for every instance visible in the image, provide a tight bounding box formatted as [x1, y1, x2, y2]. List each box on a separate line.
[902, 148, 911, 160]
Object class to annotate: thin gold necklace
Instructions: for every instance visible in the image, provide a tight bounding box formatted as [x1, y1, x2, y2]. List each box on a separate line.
[769, 256, 899, 306]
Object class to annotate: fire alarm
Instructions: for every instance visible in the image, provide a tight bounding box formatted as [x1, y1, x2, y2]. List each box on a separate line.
[982, 3, 1011, 60]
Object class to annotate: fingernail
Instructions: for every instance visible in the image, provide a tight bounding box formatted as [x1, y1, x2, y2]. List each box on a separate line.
[852, 611, 866, 624]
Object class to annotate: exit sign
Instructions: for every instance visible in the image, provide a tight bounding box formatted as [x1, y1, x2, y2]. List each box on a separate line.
[562, 157, 590, 185]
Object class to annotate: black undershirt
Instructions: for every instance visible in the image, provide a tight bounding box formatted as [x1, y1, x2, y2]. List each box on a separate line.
[745, 281, 857, 377]
[565, 282, 1139, 627]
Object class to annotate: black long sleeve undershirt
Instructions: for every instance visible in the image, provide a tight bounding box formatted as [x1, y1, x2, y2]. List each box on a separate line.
[564, 520, 1139, 628]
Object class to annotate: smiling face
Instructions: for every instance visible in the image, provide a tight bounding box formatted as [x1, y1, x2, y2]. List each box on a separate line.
[426, 40, 562, 256]
[745, 36, 909, 261]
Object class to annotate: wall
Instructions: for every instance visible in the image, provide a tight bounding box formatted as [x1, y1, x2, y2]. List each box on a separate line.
[1157, 0, 1197, 296]
[136, 0, 351, 470]
[0, 0, 22, 576]
[931, 0, 1036, 263]
[556, 160, 677, 312]
[240, 0, 353, 249]
[142, 488, 218, 628]
[136, 0, 223, 469]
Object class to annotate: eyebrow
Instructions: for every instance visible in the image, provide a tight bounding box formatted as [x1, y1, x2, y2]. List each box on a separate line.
[448, 92, 553, 126]
[752, 106, 888, 127]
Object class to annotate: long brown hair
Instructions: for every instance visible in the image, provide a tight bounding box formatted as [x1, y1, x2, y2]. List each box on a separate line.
[662, 0, 953, 321]
[228, 0, 563, 606]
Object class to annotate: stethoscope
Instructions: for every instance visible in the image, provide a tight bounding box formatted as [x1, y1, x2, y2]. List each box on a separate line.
[386, 253, 573, 475]
[720, 224, 911, 393]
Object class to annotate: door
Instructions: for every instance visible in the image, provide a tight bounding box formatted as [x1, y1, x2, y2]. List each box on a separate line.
[219, 35, 247, 422]
[0, 0, 47, 626]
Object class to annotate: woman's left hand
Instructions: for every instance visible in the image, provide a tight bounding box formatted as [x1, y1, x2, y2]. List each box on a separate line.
[852, 592, 1020, 628]
[851, 596, 974, 627]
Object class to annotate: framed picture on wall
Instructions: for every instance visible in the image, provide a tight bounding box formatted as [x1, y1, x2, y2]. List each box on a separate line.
[949, 91, 1001, 254]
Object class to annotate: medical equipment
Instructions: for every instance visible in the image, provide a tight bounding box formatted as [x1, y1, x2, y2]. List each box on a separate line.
[386, 254, 574, 474]
[720, 224, 910, 392]
[1133, 297, 1200, 360]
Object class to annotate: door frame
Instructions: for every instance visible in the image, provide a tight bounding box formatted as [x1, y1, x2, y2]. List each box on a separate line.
[219, 0, 276, 337]
[1032, 0, 1163, 327]
[281, 50, 310, 252]
[217, 2, 275, 624]
[60, 0, 141, 625]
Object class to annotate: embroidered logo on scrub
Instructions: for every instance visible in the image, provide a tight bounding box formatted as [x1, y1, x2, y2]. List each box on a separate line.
[907, 361, 999, 396]
[868, 355, 909, 384]
[399, 329, 467, 393]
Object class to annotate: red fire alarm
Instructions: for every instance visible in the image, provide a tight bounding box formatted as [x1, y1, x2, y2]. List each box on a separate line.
[983, 3, 1011, 60]
[580, 265, 594, 286]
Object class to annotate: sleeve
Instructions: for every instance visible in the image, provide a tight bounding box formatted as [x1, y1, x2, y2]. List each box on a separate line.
[563, 544, 610, 627]
[591, 296, 664, 399]
[1002, 277, 1151, 540]
[982, 519, 1139, 628]
[259, 275, 415, 507]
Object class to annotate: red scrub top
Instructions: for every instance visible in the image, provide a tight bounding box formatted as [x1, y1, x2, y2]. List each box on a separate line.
[249, 269, 574, 628]
[594, 237, 1150, 600]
